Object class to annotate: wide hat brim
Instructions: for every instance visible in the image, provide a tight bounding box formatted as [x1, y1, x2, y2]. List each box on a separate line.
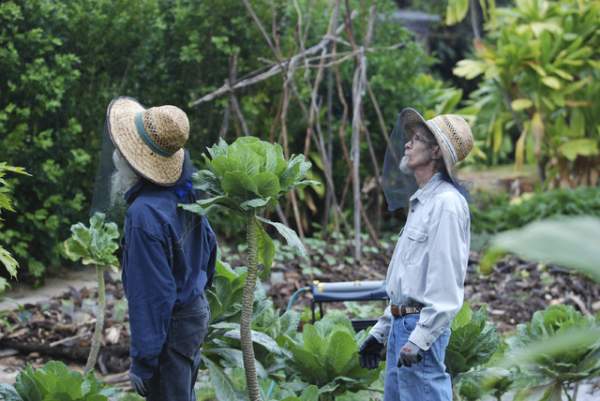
[107, 97, 184, 186]
[399, 107, 459, 184]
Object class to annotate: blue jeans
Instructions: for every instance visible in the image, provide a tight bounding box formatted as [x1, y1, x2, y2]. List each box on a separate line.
[383, 313, 452, 401]
[146, 293, 210, 401]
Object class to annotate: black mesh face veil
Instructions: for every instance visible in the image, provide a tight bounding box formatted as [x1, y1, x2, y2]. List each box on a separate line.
[382, 114, 418, 211]
[90, 119, 116, 218]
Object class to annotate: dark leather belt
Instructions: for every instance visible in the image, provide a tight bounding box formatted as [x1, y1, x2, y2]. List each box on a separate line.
[391, 304, 423, 317]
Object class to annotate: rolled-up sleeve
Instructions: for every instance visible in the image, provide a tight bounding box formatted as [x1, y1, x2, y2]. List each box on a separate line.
[409, 207, 469, 350]
[123, 226, 176, 379]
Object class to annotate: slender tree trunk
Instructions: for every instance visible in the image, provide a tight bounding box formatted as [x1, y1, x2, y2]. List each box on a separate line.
[241, 215, 261, 401]
[85, 266, 105, 373]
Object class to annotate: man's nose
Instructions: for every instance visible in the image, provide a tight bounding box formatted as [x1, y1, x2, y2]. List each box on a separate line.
[405, 140, 411, 150]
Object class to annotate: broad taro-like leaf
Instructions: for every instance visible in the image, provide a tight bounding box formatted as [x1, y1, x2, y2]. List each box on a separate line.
[63, 212, 119, 271]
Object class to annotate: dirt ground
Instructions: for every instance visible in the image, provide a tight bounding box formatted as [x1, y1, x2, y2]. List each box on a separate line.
[1, 247, 599, 386]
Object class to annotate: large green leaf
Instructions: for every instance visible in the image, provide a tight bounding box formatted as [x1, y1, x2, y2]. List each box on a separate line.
[221, 171, 258, 197]
[325, 330, 357, 376]
[256, 216, 306, 258]
[558, 139, 598, 161]
[203, 357, 245, 401]
[302, 324, 326, 357]
[491, 217, 600, 282]
[256, 222, 275, 279]
[446, 0, 469, 25]
[222, 328, 290, 357]
[0, 246, 19, 277]
[254, 172, 280, 198]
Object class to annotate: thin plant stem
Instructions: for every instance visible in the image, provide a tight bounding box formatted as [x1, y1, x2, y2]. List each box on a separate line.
[84, 266, 105, 373]
[241, 215, 261, 401]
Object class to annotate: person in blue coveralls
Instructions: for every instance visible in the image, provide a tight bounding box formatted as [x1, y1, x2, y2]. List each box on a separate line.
[106, 97, 217, 401]
[358, 108, 474, 401]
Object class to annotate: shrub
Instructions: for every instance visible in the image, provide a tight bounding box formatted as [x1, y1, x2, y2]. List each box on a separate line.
[471, 186, 600, 234]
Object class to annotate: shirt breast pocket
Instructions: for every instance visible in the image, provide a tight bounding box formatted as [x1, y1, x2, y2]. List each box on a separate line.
[402, 227, 428, 265]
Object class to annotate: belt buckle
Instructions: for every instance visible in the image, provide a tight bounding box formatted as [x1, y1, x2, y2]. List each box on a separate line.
[400, 305, 407, 316]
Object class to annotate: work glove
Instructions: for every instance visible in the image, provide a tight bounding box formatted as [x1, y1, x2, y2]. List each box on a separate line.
[129, 371, 148, 397]
[359, 335, 384, 369]
[397, 341, 423, 367]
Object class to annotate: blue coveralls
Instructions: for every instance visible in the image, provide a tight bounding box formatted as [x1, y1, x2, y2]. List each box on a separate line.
[122, 153, 217, 401]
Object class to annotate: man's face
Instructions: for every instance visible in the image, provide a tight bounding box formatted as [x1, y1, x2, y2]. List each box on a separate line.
[402, 127, 440, 172]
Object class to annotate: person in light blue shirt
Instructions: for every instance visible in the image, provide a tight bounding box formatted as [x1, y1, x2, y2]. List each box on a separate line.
[359, 108, 474, 401]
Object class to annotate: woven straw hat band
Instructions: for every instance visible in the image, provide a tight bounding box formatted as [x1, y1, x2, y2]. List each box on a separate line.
[428, 115, 473, 163]
[138, 106, 189, 156]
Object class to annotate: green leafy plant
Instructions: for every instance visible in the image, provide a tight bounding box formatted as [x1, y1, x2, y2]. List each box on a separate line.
[63, 212, 119, 372]
[471, 186, 600, 235]
[283, 311, 379, 401]
[454, 0, 600, 185]
[446, 302, 500, 379]
[0, 361, 112, 401]
[480, 216, 600, 400]
[185, 136, 314, 401]
[0, 163, 28, 293]
[506, 305, 600, 400]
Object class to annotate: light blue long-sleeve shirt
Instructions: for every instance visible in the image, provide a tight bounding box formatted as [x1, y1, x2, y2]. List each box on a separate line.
[370, 173, 470, 351]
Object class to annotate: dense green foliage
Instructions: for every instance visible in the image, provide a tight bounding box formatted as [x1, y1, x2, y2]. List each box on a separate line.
[455, 0, 600, 184]
[471, 186, 600, 234]
[0, 0, 456, 281]
[0, 162, 27, 292]
[0, 361, 112, 401]
[284, 311, 379, 397]
[445, 302, 500, 379]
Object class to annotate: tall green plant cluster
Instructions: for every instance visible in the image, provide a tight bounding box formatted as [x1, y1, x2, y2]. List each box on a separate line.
[455, 0, 600, 185]
[0, 162, 27, 293]
[470, 186, 600, 234]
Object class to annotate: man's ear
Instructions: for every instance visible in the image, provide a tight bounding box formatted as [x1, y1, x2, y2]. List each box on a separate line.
[432, 145, 442, 160]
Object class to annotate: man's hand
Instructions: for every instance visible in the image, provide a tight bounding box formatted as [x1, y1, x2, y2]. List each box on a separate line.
[397, 341, 423, 367]
[129, 371, 148, 397]
[359, 335, 384, 369]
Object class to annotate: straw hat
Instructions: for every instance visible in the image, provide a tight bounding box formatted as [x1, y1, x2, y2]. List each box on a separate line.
[106, 97, 189, 186]
[399, 108, 473, 183]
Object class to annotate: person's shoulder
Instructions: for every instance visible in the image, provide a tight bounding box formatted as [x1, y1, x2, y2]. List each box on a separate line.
[126, 192, 170, 236]
[432, 183, 468, 216]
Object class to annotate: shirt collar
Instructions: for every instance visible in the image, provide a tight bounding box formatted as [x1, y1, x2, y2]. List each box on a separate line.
[409, 173, 444, 205]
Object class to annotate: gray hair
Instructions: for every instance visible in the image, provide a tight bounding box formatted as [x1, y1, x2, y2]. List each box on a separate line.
[110, 149, 140, 206]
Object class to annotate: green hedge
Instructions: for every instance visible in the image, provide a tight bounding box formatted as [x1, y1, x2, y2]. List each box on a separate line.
[471, 186, 600, 234]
